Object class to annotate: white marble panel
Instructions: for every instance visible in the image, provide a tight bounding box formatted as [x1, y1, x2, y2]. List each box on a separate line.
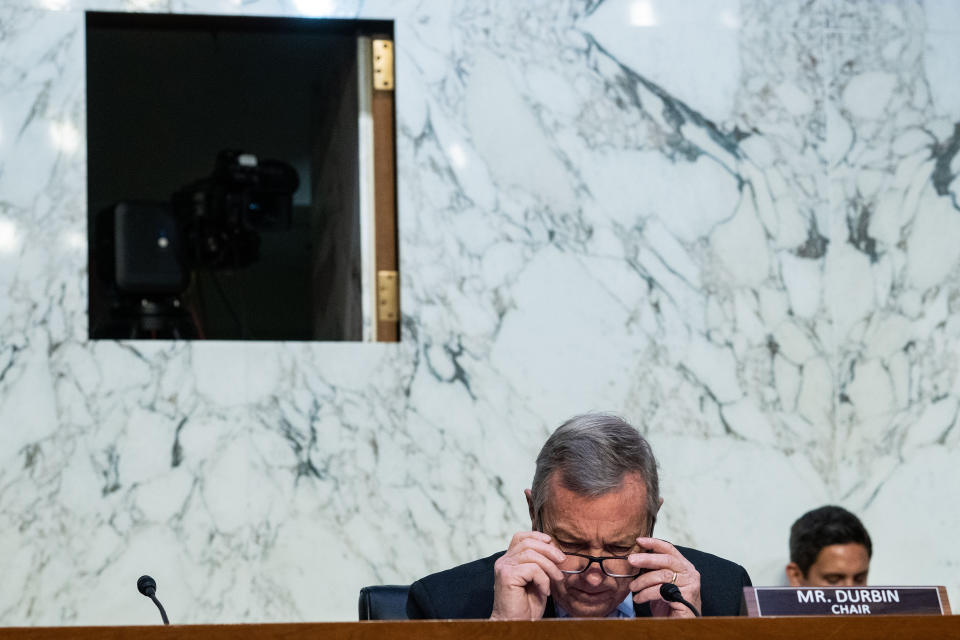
[0, 0, 958, 626]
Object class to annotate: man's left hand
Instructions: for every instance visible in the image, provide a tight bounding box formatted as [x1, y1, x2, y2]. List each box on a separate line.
[627, 537, 702, 618]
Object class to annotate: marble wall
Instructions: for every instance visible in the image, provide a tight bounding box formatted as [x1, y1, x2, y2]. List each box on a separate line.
[1, 0, 958, 625]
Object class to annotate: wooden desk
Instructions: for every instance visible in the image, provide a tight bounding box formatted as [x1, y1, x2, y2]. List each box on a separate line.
[2, 616, 959, 640]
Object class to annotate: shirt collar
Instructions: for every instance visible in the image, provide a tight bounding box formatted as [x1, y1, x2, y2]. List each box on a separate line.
[555, 593, 635, 618]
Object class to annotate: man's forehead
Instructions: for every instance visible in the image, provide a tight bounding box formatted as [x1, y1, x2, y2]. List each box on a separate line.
[548, 518, 640, 542]
[542, 471, 648, 538]
[813, 543, 871, 568]
[549, 469, 648, 500]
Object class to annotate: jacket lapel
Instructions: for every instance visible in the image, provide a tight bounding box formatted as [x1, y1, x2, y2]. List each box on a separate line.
[543, 597, 557, 618]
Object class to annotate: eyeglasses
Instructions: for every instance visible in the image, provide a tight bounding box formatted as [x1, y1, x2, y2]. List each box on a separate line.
[558, 552, 643, 578]
[535, 508, 645, 579]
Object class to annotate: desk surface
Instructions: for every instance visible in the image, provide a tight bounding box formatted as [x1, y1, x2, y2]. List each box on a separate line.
[2, 616, 960, 640]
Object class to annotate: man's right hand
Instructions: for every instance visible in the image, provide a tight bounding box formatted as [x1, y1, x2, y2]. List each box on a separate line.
[489, 531, 566, 620]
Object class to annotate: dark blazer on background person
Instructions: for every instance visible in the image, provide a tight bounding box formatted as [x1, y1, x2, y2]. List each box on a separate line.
[407, 546, 751, 619]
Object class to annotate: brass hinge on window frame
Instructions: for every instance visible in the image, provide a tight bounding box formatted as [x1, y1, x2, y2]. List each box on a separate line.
[372, 39, 394, 91]
[377, 270, 399, 322]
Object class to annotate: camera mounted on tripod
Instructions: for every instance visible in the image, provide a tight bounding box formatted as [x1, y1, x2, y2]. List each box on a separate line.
[93, 150, 300, 338]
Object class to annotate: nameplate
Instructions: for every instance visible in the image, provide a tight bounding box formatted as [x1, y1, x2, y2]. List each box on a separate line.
[743, 586, 951, 617]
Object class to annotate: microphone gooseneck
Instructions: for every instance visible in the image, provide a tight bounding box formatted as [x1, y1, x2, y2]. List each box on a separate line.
[137, 575, 170, 624]
[660, 582, 701, 617]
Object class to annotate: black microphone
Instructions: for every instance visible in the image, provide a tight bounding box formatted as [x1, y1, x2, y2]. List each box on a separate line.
[660, 582, 701, 617]
[137, 575, 170, 624]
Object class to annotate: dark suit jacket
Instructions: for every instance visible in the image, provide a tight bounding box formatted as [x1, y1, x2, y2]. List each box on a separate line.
[407, 546, 751, 619]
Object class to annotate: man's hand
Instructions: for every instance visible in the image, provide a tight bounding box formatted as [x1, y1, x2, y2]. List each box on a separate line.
[490, 531, 566, 620]
[627, 537, 702, 618]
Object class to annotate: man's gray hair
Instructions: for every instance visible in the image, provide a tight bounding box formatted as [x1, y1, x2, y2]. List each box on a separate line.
[531, 413, 660, 531]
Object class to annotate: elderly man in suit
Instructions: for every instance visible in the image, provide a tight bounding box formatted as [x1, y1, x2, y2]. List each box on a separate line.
[407, 413, 751, 619]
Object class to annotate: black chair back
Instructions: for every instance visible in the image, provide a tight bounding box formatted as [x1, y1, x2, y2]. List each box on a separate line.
[358, 585, 410, 620]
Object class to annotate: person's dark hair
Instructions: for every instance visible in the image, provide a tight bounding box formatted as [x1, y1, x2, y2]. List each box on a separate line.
[789, 505, 872, 575]
[531, 413, 660, 533]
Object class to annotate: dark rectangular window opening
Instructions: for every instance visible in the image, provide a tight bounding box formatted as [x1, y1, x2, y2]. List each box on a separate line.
[86, 11, 394, 341]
